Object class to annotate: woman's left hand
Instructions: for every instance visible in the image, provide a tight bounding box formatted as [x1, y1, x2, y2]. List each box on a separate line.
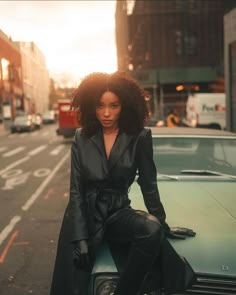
[166, 227, 196, 239]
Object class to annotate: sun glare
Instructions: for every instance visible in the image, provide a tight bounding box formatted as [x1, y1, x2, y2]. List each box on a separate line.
[0, 0, 118, 84]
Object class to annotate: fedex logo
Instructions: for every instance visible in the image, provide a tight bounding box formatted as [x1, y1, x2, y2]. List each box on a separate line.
[202, 104, 225, 112]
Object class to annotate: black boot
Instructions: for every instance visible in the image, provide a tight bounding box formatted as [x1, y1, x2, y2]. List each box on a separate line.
[113, 246, 158, 295]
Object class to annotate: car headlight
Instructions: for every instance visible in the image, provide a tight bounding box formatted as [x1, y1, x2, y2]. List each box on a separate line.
[93, 274, 119, 295]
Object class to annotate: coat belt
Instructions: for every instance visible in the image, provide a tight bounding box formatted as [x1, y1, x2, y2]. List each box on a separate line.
[85, 187, 129, 236]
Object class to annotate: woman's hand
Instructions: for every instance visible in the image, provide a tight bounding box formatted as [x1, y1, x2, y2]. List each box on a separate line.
[73, 240, 91, 271]
[163, 222, 196, 239]
[166, 227, 196, 239]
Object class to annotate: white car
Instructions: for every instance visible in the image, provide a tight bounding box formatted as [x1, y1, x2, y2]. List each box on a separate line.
[42, 110, 56, 124]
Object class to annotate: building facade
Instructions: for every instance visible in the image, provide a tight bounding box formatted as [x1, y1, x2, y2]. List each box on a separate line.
[224, 7, 236, 132]
[0, 30, 24, 126]
[17, 41, 50, 115]
[116, 0, 236, 119]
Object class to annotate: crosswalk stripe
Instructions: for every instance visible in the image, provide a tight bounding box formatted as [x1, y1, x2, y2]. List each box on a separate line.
[2, 147, 26, 157]
[28, 145, 47, 156]
[50, 145, 65, 155]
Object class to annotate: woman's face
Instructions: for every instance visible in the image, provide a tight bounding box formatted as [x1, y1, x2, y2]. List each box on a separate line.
[96, 91, 121, 131]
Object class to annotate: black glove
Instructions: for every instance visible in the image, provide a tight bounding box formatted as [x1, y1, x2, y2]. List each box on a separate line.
[73, 240, 91, 271]
[166, 227, 196, 239]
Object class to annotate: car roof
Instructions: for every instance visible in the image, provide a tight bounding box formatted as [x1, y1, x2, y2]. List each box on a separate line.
[149, 127, 236, 138]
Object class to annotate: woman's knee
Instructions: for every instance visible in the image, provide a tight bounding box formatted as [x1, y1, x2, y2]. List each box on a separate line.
[135, 212, 163, 242]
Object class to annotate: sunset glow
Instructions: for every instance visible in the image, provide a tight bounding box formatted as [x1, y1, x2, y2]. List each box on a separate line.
[0, 1, 118, 85]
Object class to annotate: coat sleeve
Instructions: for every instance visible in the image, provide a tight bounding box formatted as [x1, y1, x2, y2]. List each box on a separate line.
[136, 128, 170, 230]
[68, 129, 89, 242]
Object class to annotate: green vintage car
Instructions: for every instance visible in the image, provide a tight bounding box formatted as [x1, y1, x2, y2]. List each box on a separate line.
[89, 127, 236, 295]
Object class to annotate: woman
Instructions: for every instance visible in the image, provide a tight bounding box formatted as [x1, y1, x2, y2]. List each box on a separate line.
[50, 71, 196, 295]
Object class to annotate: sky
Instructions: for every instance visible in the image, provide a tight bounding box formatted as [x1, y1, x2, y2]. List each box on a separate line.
[0, 0, 118, 86]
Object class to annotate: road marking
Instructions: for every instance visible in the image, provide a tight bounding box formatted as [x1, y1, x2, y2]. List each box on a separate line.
[13, 241, 30, 246]
[0, 217, 21, 246]
[2, 146, 26, 157]
[22, 150, 70, 211]
[1, 169, 22, 179]
[28, 145, 47, 156]
[42, 131, 49, 136]
[50, 145, 65, 155]
[0, 147, 8, 153]
[2, 172, 31, 190]
[0, 230, 19, 263]
[43, 187, 54, 200]
[0, 156, 30, 176]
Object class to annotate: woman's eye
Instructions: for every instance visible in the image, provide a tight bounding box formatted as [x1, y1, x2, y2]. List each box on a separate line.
[111, 104, 120, 108]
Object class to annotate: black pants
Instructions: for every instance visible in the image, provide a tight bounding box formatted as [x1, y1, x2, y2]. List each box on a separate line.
[104, 208, 164, 295]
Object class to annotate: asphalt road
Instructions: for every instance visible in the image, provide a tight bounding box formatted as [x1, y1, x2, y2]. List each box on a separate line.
[0, 124, 72, 295]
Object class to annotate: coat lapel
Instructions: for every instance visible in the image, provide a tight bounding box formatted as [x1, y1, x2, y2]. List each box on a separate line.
[91, 130, 107, 160]
[108, 131, 133, 170]
[91, 130, 134, 171]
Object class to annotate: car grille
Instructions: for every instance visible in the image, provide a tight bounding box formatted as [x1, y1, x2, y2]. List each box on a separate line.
[175, 274, 236, 295]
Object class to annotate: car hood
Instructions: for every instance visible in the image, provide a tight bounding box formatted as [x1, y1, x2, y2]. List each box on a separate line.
[93, 180, 236, 278]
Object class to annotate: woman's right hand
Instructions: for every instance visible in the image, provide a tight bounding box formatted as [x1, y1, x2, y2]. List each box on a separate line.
[73, 240, 91, 271]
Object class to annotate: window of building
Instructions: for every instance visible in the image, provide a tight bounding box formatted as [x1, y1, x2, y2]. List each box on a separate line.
[1, 58, 10, 81]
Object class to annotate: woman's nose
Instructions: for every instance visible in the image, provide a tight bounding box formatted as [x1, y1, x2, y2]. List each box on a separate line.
[104, 108, 110, 117]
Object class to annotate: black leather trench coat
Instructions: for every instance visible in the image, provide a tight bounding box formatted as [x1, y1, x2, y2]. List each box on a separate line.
[50, 128, 194, 295]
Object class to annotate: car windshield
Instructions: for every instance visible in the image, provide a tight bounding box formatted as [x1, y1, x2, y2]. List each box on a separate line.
[43, 111, 53, 117]
[152, 136, 236, 177]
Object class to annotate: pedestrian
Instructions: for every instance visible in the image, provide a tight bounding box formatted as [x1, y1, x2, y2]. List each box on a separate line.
[50, 71, 196, 295]
[166, 108, 181, 127]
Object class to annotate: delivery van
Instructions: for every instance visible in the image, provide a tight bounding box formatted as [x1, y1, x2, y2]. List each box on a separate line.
[186, 93, 226, 129]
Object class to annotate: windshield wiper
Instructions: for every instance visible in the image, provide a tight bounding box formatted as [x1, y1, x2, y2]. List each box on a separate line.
[180, 169, 236, 180]
[157, 173, 179, 181]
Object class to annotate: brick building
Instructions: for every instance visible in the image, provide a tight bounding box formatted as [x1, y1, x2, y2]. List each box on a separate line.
[0, 30, 24, 125]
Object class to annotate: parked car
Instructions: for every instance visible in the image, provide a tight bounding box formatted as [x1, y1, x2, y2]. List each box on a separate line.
[42, 110, 56, 124]
[89, 127, 236, 295]
[10, 115, 35, 133]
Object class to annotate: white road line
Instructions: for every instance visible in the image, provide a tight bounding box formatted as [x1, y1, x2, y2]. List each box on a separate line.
[50, 145, 65, 156]
[0, 156, 30, 176]
[42, 131, 49, 136]
[2, 147, 26, 157]
[0, 147, 8, 153]
[28, 145, 47, 156]
[22, 150, 70, 211]
[0, 216, 21, 246]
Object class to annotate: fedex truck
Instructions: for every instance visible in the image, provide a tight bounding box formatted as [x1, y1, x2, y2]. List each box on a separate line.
[186, 93, 226, 129]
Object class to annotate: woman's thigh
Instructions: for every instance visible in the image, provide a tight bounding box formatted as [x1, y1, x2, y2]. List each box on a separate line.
[105, 208, 161, 243]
